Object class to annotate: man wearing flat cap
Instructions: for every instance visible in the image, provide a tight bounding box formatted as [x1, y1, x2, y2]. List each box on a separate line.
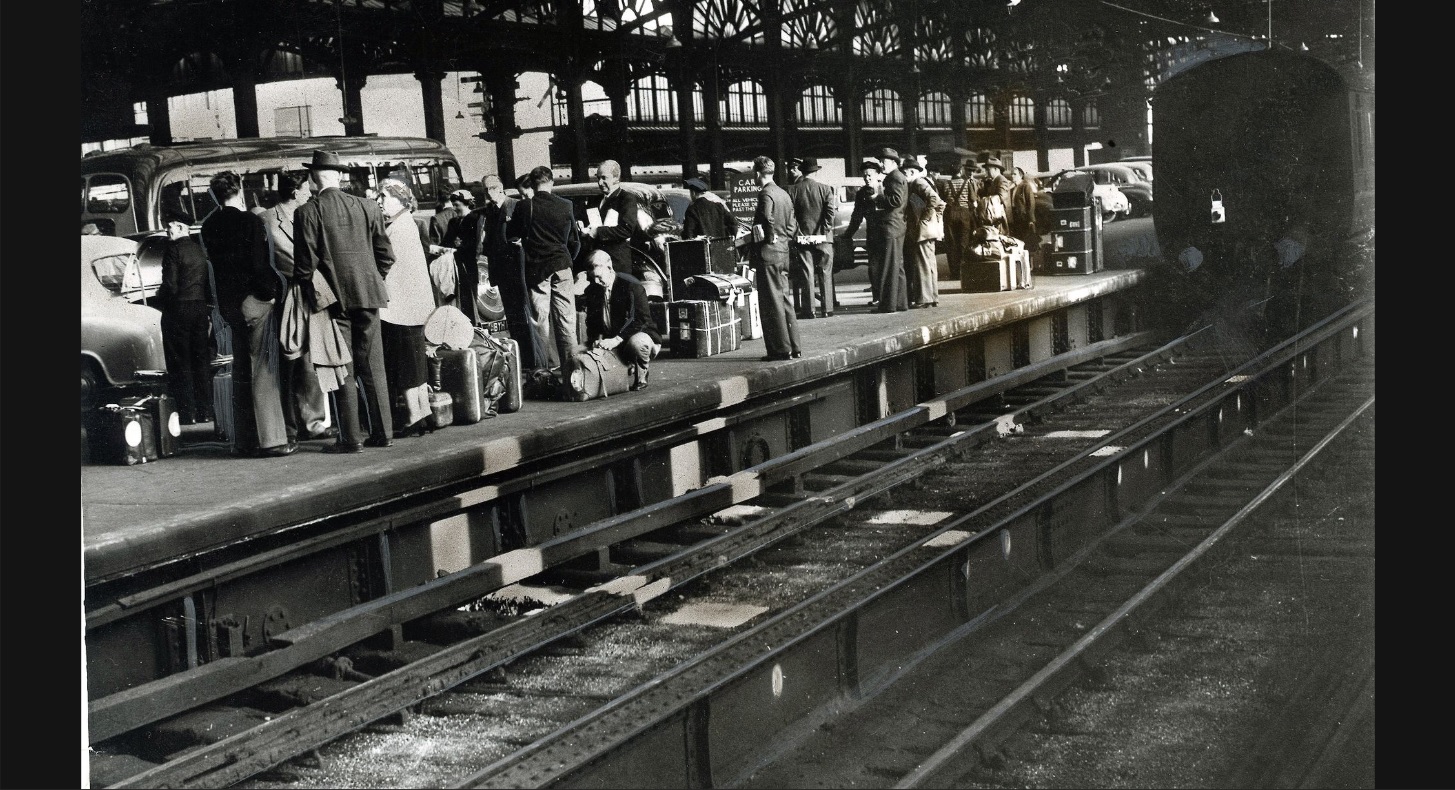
[681, 178, 738, 240]
[789, 157, 839, 319]
[976, 158, 1014, 235]
[869, 147, 909, 312]
[293, 150, 397, 452]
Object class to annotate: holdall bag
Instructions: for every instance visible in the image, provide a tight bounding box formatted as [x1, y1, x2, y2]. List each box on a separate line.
[566, 348, 634, 401]
[469, 328, 522, 414]
[137, 391, 182, 458]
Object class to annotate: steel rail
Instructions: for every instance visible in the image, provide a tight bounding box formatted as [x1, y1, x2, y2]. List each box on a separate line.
[896, 394, 1376, 788]
[453, 306, 1369, 788]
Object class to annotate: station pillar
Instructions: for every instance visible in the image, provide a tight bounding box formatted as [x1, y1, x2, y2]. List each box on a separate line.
[337, 70, 368, 137]
[416, 70, 448, 144]
[146, 92, 173, 146]
[231, 60, 261, 139]
[486, 72, 519, 185]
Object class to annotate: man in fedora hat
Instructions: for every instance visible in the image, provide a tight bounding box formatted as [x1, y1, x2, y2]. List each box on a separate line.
[842, 160, 884, 303]
[748, 156, 802, 361]
[868, 147, 909, 312]
[788, 156, 839, 319]
[292, 150, 397, 452]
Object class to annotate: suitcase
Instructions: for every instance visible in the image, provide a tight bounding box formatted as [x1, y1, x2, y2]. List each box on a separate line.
[668, 238, 739, 301]
[211, 358, 235, 443]
[566, 347, 634, 401]
[438, 347, 486, 424]
[961, 251, 1024, 293]
[427, 390, 454, 430]
[666, 300, 741, 358]
[1044, 251, 1103, 275]
[141, 391, 182, 458]
[681, 273, 762, 342]
[91, 398, 160, 465]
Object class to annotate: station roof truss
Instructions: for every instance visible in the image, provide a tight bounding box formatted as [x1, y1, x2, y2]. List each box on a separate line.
[82, 0, 1370, 139]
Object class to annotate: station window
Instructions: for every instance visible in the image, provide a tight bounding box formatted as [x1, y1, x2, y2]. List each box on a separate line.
[275, 105, 312, 138]
[1046, 98, 1073, 129]
[798, 84, 838, 126]
[862, 87, 902, 127]
[723, 79, 767, 125]
[629, 74, 678, 123]
[1009, 96, 1035, 129]
[919, 91, 952, 128]
[1083, 100, 1100, 129]
[966, 92, 994, 128]
[133, 101, 148, 127]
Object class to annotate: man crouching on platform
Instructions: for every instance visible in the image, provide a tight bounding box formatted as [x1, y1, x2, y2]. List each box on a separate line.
[581, 249, 662, 392]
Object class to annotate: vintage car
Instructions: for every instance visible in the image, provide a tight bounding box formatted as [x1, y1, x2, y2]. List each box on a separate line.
[81, 234, 167, 412]
[1073, 163, 1154, 218]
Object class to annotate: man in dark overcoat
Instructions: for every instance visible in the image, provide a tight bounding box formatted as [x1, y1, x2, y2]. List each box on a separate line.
[749, 156, 802, 361]
[293, 150, 396, 452]
[789, 157, 839, 319]
[869, 147, 910, 313]
[681, 178, 739, 240]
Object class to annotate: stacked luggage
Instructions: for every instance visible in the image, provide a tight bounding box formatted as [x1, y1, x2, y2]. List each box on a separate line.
[961, 227, 1034, 293]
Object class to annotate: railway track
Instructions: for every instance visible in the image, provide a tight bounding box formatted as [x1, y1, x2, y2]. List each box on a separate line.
[89, 300, 1372, 789]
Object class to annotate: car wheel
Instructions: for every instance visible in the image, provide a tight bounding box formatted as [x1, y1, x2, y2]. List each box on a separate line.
[1103, 209, 1118, 223]
[81, 360, 105, 413]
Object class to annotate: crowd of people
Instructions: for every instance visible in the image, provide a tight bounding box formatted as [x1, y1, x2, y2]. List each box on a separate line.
[154, 147, 1039, 458]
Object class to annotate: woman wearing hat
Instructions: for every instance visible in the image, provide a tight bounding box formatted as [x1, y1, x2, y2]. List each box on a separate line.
[376, 178, 437, 437]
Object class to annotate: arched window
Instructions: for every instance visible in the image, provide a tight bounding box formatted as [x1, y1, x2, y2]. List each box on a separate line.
[1083, 100, 1100, 129]
[1046, 98, 1072, 129]
[724, 79, 767, 125]
[919, 91, 952, 128]
[628, 74, 678, 123]
[965, 92, 993, 128]
[861, 87, 902, 127]
[798, 84, 839, 127]
[1009, 96, 1035, 129]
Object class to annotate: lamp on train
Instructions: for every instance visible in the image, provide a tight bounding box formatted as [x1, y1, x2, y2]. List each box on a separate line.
[1206, 11, 1220, 23]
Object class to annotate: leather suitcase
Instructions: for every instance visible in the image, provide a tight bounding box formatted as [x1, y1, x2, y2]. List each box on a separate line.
[961, 252, 1021, 293]
[438, 347, 486, 424]
[140, 391, 182, 458]
[681, 272, 750, 303]
[566, 347, 634, 401]
[669, 238, 740, 301]
[91, 398, 160, 465]
[666, 300, 741, 358]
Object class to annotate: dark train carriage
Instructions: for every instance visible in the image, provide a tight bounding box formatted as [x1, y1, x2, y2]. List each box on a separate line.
[1151, 50, 1374, 335]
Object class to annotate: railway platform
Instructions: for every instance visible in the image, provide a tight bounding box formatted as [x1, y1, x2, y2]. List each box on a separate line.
[84, 267, 1146, 581]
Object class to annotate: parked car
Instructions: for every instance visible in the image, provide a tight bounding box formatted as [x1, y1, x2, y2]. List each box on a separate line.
[820, 175, 872, 269]
[1073, 163, 1153, 218]
[82, 234, 167, 412]
[1117, 159, 1154, 184]
[1035, 169, 1132, 222]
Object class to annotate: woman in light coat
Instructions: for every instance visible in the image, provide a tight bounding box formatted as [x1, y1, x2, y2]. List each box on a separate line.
[376, 178, 438, 437]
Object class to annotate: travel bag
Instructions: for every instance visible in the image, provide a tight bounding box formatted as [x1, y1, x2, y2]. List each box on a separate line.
[426, 391, 454, 430]
[91, 396, 160, 465]
[140, 391, 182, 458]
[438, 346, 488, 424]
[469, 328, 521, 414]
[211, 357, 235, 443]
[664, 300, 741, 358]
[566, 347, 635, 401]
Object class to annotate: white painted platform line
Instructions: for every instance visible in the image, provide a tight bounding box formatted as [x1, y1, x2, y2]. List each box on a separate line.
[1091, 445, 1125, 457]
[484, 583, 577, 607]
[922, 529, 974, 548]
[659, 601, 770, 628]
[865, 510, 957, 526]
[705, 504, 774, 526]
[1043, 429, 1112, 439]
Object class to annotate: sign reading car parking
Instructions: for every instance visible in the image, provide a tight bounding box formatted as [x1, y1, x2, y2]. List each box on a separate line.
[728, 172, 759, 224]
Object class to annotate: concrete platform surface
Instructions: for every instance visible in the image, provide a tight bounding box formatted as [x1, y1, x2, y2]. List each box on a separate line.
[82, 267, 1146, 581]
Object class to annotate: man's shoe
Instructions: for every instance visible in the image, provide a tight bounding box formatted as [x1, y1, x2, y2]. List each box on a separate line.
[364, 436, 394, 448]
[761, 353, 792, 362]
[304, 426, 339, 441]
[321, 442, 364, 454]
[258, 441, 298, 457]
[790, 351, 803, 359]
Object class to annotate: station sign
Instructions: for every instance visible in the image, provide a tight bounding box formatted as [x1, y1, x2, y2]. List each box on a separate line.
[727, 171, 760, 225]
